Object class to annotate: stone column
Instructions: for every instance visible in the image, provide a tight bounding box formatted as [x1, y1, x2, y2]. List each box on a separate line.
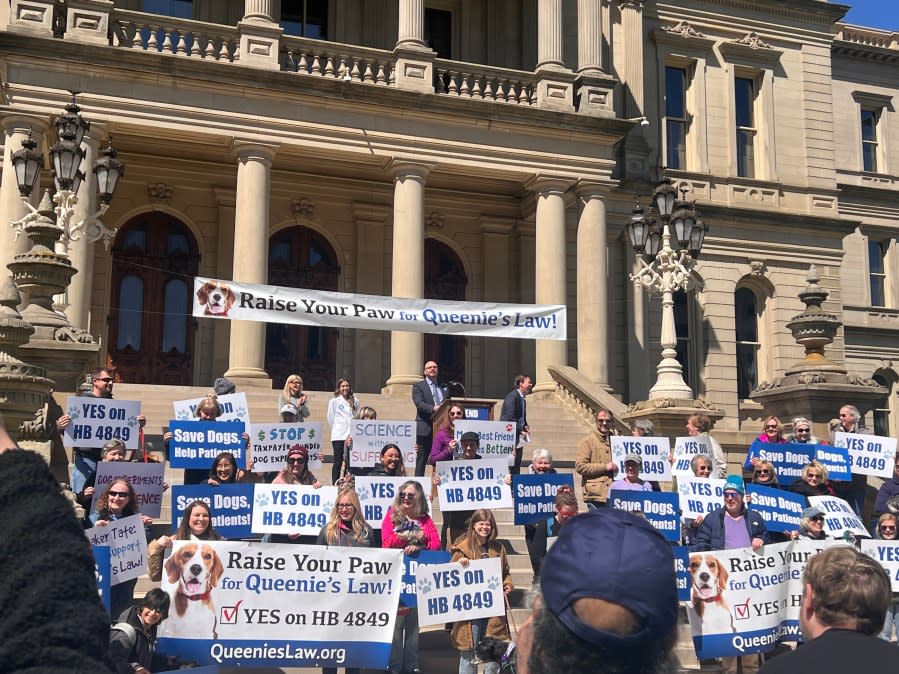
[576, 182, 610, 388]
[397, 0, 425, 49]
[480, 218, 514, 395]
[618, 0, 650, 177]
[224, 142, 276, 387]
[626, 244, 650, 401]
[0, 116, 49, 271]
[353, 203, 390, 393]
[238, 0, 282, 69]
[577, 0, 602, 74]
[211, 187, 235, 381]
[64, 126, 106, 334]
[529, 176, 572, 394]
[384, 160, 431, 393]
[534, 0, 575, 112]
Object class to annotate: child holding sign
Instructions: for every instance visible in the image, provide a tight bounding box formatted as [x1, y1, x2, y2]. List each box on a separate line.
[450, 510, 513, 674]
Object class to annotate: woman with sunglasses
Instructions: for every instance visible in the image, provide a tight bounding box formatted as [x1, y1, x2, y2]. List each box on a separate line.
[785, 416, 822, 444]
[876, 513, 899, 643]
[744, 415, 787, 470]
[273, 444, 321, 487]
[382, 481, 441, 674]
[92, 479, 153, 618]
[790, 506, 830, 541]
[750, 460, 781, 489]
[429, 403, 465, 465]
[791, 460, 834, 499]
[874, 452, 899, 516]
[682, 454, 715, 547]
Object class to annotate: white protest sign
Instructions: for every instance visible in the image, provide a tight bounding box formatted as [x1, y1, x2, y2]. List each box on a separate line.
[861, 540, 899, 591]
[90, 462, 166, 518]
[156, 541, 403, 668]
[833, 432, 896, 478]
[454, 420, 517, 465]
[611, 436, 672, 481]
[672, 436, 713, 478]
[64, 397, 142, 449]
[807, 495, 870, 538]
[84, 514, 148, 586]
[415, 557, 505, 627]
[435, 458, 512, 512]
[355, 476, 432, 528]
[676, 477, 726, 519]
[173, 392, 251, 430]
[249, 422, 325, 471]
[349, 420, 416, 470]
[251, 484, 337, 535]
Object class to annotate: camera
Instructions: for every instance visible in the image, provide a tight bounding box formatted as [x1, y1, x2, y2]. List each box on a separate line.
[476, 637, 517, 674]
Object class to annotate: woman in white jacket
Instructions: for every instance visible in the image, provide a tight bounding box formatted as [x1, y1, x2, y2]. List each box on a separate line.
[327, 378, 360, 484]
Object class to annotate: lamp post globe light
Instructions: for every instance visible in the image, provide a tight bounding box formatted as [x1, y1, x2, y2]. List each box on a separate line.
[625, 178, 707, 399]
[10, 92, 124, 249]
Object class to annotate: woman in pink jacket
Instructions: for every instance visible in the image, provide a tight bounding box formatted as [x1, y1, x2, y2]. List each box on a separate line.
[381, 480, 440, 674]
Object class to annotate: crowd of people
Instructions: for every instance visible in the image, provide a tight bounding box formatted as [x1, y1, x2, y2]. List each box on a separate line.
[9, 362, 899, 674]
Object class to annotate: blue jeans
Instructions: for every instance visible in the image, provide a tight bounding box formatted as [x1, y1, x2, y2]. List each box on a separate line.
[881, 601, 899, 642]
[390, 607, 419, 672]
[71, 453, 97, 494]
[459, 619, 498, 674]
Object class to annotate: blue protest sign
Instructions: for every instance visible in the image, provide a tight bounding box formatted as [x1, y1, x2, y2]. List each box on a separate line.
[171, 484, 254, 538]
[92, 545, 111, 615]
[609, 490, 680, 542]
[673, 546, 690, 602]
[814, 445, 851, 481]
[512, 473, 575, 525]
[167, 420, 245, 469]
[745, 484, 804, 533]
[749, 442, 814, 486]
[401, 550, 452, 607]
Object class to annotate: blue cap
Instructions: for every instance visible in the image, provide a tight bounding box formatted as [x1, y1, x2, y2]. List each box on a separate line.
[724, 475, 744, 494]
[540, 509, 677, 649]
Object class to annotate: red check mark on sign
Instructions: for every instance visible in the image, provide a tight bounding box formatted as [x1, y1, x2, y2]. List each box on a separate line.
[221, 600, 243, 624]
[734, 598, 751, 620]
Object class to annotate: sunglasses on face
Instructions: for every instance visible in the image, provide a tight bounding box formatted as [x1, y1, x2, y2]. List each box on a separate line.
[881, 526, 897, 532]
[94, 377, 113, 383]
[806, 473, 821, 480]
[450, 412, 464, 418]
[399, 493, 417, 502]
[765, 425, 778, 430]
[756, 470, 771, 476]
[287, 457, 306, 465]
[795, 428, 810, 433]
[696, 466, 712, 473]
[723, 492, 740, 500]
[109, 490, 128, 498]
[810, 516, 825, 523]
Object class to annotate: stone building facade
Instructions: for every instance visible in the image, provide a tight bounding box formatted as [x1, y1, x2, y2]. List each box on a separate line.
[0, 0, 895, 439]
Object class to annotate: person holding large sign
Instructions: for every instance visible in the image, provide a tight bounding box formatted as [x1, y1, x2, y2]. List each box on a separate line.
[450, 509, 513, 674]
[148, 500, 224, 581]
[382, 481, 442, 674]
[75, 438, 127, 517]
[610, 454, 653, 492]
[273, 444, 322, 487]
[686, 413, 728, 478]
[790, 461, 834, 499]
[874, 513, 899, 644]
[830, 404, 873, 517]
[207, 451, 259, 486]
[428, 403, 465, 466]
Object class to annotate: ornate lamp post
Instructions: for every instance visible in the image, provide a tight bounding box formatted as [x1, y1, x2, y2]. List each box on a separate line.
[625, 178, 707, 399]
[10, 92, 124, 249]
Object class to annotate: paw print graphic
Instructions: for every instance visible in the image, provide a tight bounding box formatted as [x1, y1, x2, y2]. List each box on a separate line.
[417, 577, 433, 595]
[438, 469, 450, 483]
[320, 501, 334, 515]
[236, 406, 248, 419]
[176, 409, 191, 421]
[494, 475, 506, 486]
[255, 492, 270, 508]
[69, 408, 81, 421]
[126, 416, 138, 429]
[677, 483, 690, 498]
[358, 489, 370, 502]
[487, 576, 500, 591]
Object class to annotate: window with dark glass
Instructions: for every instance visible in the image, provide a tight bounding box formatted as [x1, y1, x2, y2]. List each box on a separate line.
[673, 290, 691, 387]
[872, 374, 891, 437]
[162, 279, 188, 353]
[861, 108, 879, 172]
[735, 287, 759, 399]
[142, 0, 193, 18]
[665, 66, 688, 170]
[425, 8, 452, 59]
[116, 276, 144, 351]
[281, 0, 328, 39]
[735, 77, 756, 178]
[869, 239, 887, 307]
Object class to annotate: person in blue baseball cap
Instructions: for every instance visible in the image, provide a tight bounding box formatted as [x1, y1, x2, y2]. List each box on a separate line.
[514, 508, 679, 674]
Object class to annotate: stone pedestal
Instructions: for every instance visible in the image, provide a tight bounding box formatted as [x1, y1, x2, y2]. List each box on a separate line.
[621, 399, 724, 441]
[65, 0, 113, 46]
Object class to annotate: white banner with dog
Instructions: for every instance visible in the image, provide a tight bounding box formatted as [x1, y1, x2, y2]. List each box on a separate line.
[84, 514, 148, 586]
[415, 557, 505, 626]
[348, 420, 416, 470]
[64, 396, 142, 449]
[156, 541, 403, 668]
[251, 484, 337, 536]
[193, 276, 567, 340]
[685, 540, 844, 659]
[435, 458, 513, 512]
[249, 422, 325, 471]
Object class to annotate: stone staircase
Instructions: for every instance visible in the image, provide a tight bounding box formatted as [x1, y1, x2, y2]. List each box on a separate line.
[58, 384, 708, 672]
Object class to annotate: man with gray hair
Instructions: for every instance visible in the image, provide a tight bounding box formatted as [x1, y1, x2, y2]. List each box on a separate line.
[515, 509, 679, 674]
[831, 404, 872, 517]
[759, 546, 899, 671]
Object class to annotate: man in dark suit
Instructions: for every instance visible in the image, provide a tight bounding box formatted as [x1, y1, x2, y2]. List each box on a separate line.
[500, 373, 531, 474]
[412, 360, 445, 476]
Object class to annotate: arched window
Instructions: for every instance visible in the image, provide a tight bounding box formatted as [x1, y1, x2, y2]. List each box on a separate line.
[735, 287, 761, 399]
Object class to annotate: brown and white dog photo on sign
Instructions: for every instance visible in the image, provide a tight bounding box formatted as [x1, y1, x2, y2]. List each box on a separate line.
[159, 542, 224, 639]
[686, 553, 735, 637]
[196, 280, 236, 317]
